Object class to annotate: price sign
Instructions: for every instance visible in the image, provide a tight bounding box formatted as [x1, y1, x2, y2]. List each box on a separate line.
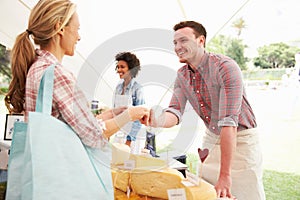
[167, 188, 186, 200]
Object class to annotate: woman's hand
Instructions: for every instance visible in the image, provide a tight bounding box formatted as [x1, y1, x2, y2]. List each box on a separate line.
[96, 106, 127, 120]
[127, 106, 150, 126]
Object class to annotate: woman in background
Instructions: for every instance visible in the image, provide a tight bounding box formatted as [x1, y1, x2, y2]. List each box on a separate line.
[113, 52, 145, 150]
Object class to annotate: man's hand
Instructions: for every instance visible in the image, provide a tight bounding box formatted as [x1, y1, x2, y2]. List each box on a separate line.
[149, 108, 158, 127]
[215, 174, 236, 199]
[140, 114, 149, 126]
[148, 108, 178, 128]
[215, 126, 237, 200]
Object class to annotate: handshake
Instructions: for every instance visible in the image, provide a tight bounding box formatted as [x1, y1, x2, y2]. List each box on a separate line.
[127, 106, 150, 126]
[110, 105, 163, 128]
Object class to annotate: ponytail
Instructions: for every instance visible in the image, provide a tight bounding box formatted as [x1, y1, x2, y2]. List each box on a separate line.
[5, 31, 35, 114]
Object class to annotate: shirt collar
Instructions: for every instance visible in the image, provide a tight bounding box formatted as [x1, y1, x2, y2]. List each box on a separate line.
[120, 78, 136, 90]
[35, 49, 60, 65]
[197, 51, 209, 71]
[187, 51, 209, 73]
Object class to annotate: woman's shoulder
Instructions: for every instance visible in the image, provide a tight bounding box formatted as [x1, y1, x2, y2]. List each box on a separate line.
[27, 60, 50, 79]
[131, 79, 143, 89]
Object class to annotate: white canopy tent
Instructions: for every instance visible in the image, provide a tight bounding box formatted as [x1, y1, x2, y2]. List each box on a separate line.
[0, 0, 255, 104]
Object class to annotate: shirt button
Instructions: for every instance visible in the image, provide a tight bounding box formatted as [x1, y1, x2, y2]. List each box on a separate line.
[193, 76, 196, 79]
[196, 90, 200, 93]
[212, 127, 215, 130]
[205, 116, 208, 119]
[200, 103, 203, 106]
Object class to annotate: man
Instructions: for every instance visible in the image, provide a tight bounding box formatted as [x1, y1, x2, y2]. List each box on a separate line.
[149, 21, 265, 200]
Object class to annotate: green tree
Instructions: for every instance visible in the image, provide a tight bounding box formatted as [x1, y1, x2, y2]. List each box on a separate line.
[226, 38, 248, 70]
[207, 35, 248, 70]
[207, 35, 226, 54]
[231, 17, 247, 37]
[0, 43, 11, 81]
[253, 43, 300, 69]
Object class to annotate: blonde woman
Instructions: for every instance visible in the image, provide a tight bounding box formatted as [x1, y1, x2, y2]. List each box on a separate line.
[5, 0, 149, 148]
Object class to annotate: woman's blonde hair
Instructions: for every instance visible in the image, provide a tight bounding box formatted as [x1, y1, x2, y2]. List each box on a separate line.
[5, 0, 76, 113]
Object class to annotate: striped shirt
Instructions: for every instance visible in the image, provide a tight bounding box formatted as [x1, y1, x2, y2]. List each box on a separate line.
[25, 49, 107, 148]
[165, 51, 257, 134]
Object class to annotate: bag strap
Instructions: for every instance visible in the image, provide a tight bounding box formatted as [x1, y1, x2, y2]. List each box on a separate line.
[35, 64, 56, 114]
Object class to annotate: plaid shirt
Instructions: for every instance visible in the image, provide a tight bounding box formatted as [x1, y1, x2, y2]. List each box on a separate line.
[165, 52, 257, 134]
[25, 49, 107, 148]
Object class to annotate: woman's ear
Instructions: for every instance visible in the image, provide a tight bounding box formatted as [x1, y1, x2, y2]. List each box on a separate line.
[55, 22, 64, 36]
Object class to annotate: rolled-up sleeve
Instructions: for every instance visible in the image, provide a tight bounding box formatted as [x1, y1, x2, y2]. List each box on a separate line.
[217, 60, 243, 128]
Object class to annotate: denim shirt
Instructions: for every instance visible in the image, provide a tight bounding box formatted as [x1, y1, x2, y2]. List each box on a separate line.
[113, 79, 145, 141]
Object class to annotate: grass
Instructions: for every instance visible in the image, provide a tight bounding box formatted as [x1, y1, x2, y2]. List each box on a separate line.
[263, 170, 300, 200]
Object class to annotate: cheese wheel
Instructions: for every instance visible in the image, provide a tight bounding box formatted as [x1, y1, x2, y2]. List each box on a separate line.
[112, 167, 217, 200]
[111, 146, 216, 199]
[114, 188, 143, 200]
[111, 168, 130, 192]
[130, 168, 184, 199]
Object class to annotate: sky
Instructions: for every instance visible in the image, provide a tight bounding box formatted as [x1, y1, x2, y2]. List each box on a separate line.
[218, 0, 300, 57]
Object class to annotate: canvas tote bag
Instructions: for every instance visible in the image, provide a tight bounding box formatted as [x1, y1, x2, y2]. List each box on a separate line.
[6, 64, 113, 200]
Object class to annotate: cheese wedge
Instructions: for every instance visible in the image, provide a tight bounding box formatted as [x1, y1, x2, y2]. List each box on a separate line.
[111, 143, 131, 165]
[129, 154, 167, 169]
[183, 179, 217, 200]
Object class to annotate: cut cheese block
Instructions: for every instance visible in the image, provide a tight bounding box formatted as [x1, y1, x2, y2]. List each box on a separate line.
[111, 150, 216, 200]
[130, 168, 184, 199]
[111, 143, 131, 165]
[183, 179, 217, 200]
[111, 168, 130, 192]
[129, 154, 167, 169]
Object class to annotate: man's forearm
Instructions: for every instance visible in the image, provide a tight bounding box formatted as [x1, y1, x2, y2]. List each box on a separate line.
[219, 126, 237, 177]
[158, 112, 179, 128]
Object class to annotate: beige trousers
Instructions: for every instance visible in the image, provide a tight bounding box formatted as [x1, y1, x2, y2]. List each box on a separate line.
[201, 128, 266, 200]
